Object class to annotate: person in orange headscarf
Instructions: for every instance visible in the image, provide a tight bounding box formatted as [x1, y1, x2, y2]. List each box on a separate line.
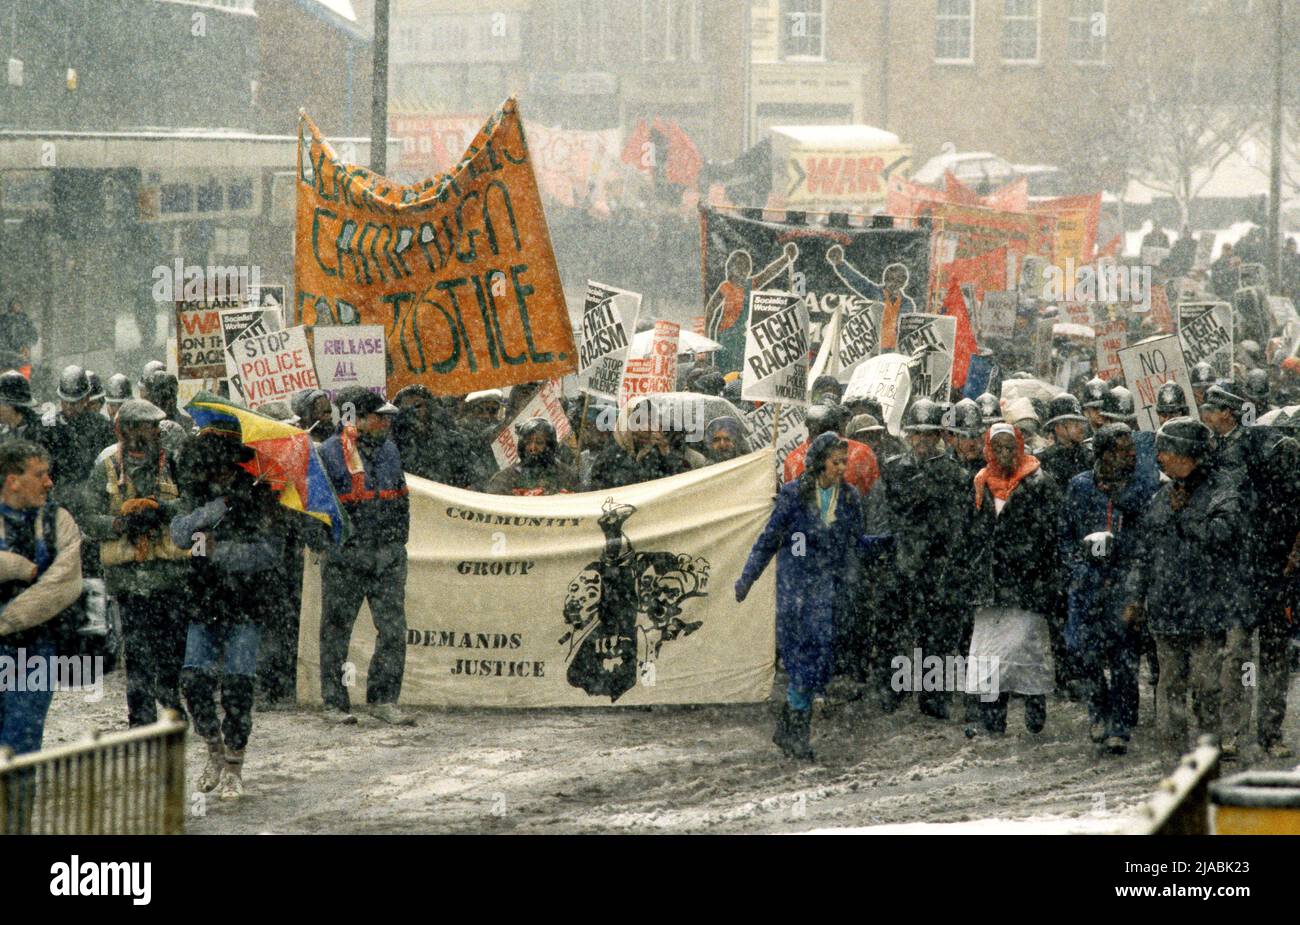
[965, 423, 1062, 737]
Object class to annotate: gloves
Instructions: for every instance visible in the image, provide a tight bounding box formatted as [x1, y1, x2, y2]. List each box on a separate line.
[1083, 531, 1114, 561]
[1122, 602, 1145, 627]
[120, 498, 164, 540]
[0, 550, 37, 583]
[734, 580, 750, 603]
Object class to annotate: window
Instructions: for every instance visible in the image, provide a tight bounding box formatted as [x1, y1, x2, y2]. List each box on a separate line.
[1068, 0, 1107, 63]
[641, 0, 700, 63]
[196, 178, 224, 213]
[781, 0, 824, 60]
[935, 0, 974, 63]
[1000, 0, 1039, 63]
[159, 183, 192, 215]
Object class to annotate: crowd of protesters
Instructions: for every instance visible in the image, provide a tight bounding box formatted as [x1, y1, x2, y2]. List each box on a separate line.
[2, 319, 1298, 814]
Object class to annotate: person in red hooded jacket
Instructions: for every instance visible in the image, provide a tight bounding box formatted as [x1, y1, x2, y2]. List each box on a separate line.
[783, 403, 879, 497]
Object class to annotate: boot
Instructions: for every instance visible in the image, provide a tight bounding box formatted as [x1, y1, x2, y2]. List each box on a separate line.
[772, 703, 794, 757]
[788, 708, 815, 761]
[217, 749, 245, 801]
[197, 738, 225, 793]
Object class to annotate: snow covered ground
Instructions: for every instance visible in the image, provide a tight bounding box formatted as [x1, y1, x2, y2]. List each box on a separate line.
[40, 667, 1300, 834]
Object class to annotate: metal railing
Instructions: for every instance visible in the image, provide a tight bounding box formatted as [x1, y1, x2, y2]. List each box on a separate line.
[1122, 736, 1221, 835]
[0, 711, 187, 835]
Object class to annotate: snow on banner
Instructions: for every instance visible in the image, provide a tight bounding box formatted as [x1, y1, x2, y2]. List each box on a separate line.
[294, 99, 577, 396]
[618, 320, 678, 409]
[491, 379, 573, 470]
[1177, 302, 1234, 376]
[311, 325, 387, 401]
[232, 326, 319, 409]
[221, 307, 282, 403]
[176, 296, 239, 380]
[896, 313, 956, 402]
[741, 291, 809, 405]
[578, 280, 639, 400]
[296, 451, 778, 707]
[1118, 335, 1195, 431]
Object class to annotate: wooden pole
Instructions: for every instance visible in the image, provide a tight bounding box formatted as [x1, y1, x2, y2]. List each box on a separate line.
[769, 401, 782, 448]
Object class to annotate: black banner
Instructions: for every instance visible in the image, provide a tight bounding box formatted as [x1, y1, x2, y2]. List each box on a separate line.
[700, 207, 931, 372]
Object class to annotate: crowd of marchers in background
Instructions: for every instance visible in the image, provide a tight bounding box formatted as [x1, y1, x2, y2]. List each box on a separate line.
[1, 296, 1299, 812]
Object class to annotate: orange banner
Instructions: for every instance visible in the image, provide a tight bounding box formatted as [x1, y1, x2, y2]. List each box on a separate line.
[295, 99, 577, 396]
[1031, 193, 1101, 264]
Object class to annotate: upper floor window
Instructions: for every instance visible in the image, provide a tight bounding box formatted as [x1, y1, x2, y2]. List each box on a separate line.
[935, 0, 975, 64]
[1068, 0, 1107, 63]
[781, 0, 825, 60]
[642, 0, 701, 63]
[1000, 0, 1040, 63]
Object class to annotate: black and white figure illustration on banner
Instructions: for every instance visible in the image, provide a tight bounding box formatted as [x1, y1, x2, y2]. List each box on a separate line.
[740, 290, 810, 405]
[896, 313, 957, 402]
[578, 281, 641, 401]
[705, 243, 799, 373]
[825, 245, 917, 352]
[561, 500, 710, 702]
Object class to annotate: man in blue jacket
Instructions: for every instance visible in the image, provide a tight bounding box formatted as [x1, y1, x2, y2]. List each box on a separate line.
[1059, 424, 1158, 754]
[317, 387, 413, 727]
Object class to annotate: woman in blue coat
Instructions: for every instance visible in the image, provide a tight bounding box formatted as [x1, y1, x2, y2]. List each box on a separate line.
[735, 432, 890, 760]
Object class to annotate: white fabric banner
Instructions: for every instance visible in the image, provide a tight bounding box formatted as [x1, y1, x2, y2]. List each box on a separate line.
[297, 451, 779, 707]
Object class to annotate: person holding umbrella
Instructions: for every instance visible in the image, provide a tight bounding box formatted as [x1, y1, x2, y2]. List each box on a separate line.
[735, 432, 891, 760]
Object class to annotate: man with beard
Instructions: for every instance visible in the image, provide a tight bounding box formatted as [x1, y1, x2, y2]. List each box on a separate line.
[317, 387, 414, 726]
[291, 388, 334, 444]
[702, 416, 749, 464]
[486, 418, 579, 495]
[140, 369, 192, 458]
[81, 399, 190, 726]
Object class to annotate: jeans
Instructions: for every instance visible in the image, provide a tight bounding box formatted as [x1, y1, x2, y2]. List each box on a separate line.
[0, 638, 55, 833]
[1074, 624, 1141, 740]
[118, 590, 188, 727]
[182, 622, 260, 752]
[319, 544, 408, 712]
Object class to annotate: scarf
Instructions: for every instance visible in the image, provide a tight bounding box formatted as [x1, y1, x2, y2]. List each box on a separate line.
[974, 424, 1040, 510]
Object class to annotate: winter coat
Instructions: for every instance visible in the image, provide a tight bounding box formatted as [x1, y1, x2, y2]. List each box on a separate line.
[585, 443, 699, 491]
[737, 479, 889, 693]
[970, 469, 1061, 615]
[40, 408, 116, 509]
[1059, 467, 1159, 649]
[0, 501, 82, 643]
[485, 460, 580, 496]
[319, 430, 410, 549]
[170, 470, 285, 625]
[877, 449, 974, 591]
[1124, 464, 1244, 637]
[783, 438, 879, 497]
[1035, 442, 1093, 491]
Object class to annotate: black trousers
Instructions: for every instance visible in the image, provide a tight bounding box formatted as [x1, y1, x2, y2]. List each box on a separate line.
[980, 693, 1047, 733]
[1075, 625, 1141, 740]
[257, 543, 304, 703]
[117, 589, 188, 727]
[319, 544, 408, 712]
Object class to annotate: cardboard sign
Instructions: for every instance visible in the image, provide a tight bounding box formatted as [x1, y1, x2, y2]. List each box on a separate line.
[741, 291, 809, 405]
[742, 403, 806, 475]
[1177, 302, 1233, 376]
[294, 100, 578, 396]
[1033, 315, 1056, 380]
[312, 325, 387, 401]
[578, 281, 639, 400]
[979, 291, 1018, 340]
[1094, 318, 1128, 381]
[1118, 334, 1195, 431]
[896, 313, 957, 402]
[806, 299, 883, 395]
[618, 320, 678, 409]
[490, 379, 573, 469]
[175, 297, 239, 380]
[231, 326, 319, 409]
[221, 307, 283, 403]
[842, 353, 912, 437]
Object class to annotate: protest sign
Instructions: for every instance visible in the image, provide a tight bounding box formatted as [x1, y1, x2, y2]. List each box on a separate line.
[1033, 316, 1056, 380]
[230, 325, 319, 409]
[295, 99, 577, 396]
[742, 403, 806, 474]
[1030, 194, 1101, 264]
[1177, 302, 1233, 375]
[896, 313, 956, 402]
[741, 291, 809, 405]
[1118, 335, 1195, 431]
[1094, 317, 1128, 381]
[843, 352, 912, 436]
[578, 281, 639, 400]
[617, 320, 678, 409]
[298, 450, 778, 707]
[311, 325, 387, 401]
[807, 299, 883, 393]
[979, 291, 1018, 339]
[175, 297, 239, 380]
[700, 206, 930, 371]
[221, 307, 283, 403]
[491, 379, 573, 470]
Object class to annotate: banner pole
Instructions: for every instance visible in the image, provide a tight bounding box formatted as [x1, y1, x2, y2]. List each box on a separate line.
[577, 391, 590, 449]
[770, 402, 782, 448]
